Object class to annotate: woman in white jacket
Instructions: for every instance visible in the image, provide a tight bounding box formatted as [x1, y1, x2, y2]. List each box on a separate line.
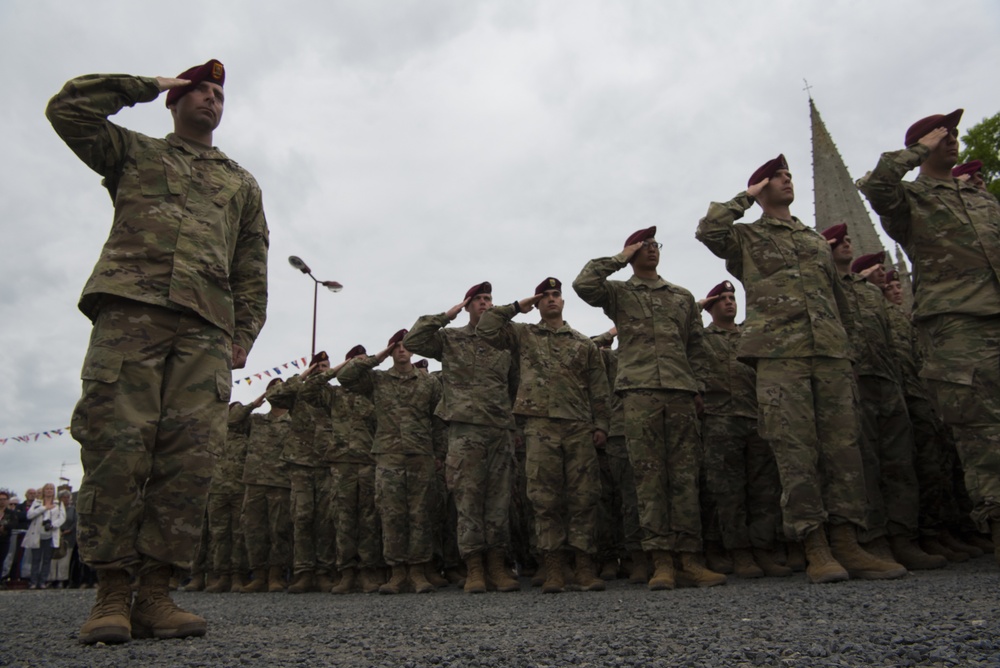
[25, 483, 65, 589]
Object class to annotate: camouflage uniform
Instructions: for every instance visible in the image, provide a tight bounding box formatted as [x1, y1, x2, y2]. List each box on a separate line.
[268, 373, 336, 577]
[48, 74, 268, 572]
[477, 304, 610, 554]
[860, 145, 1000, 530]
[404, 318, 518, 559]
[573, 261, 707, 553]
[839, 273, 919, 541]
[241, 400, 292, 572]
[696, 195, 867, 539]
[590, 333, 641, 560]
[700, 323, 783, 550]
[338, 358, 446, 566]
[206, 403, 252, 578]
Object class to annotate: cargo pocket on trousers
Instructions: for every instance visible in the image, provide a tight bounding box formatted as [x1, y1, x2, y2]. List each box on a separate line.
[757, 384, 783, 443]
[920, 361, 976, 425]
[71, 346, 125, 450]
[76, 487, 96, 515]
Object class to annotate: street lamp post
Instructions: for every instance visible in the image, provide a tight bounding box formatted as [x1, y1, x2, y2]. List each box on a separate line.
[288, 256, 343, 358]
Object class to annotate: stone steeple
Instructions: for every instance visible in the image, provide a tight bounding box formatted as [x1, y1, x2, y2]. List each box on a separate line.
[809, 96, 885, 258]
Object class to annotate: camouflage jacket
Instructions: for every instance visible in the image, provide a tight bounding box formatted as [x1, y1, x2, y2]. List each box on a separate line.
[242, 411, 291, 488]
[477, 304, 611, 433]
[338, 357, 447, 457]
[572, 256, 707, 394]
[839, 273, 899, 382]
[700, 323, 757, 419]
[696, 193, 854, 361]
[45, 74, 269, 353]
[211, 402, 252, 494]
[304, 371, 375, 464]
[885, 304, 928, 401]
[268, 373, 333, 467]
[858, 144, 1000, 322]
[590, 332, 625, 440]
[404, 315, 517, 429]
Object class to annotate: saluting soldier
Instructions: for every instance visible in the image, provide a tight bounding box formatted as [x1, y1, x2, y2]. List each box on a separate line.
[48, 60, 269, 643]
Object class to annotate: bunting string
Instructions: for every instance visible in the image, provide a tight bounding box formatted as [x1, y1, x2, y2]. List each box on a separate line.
[1, 355, 310, 445]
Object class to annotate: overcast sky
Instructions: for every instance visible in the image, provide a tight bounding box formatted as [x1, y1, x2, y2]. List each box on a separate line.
[1, 0, 997, 495]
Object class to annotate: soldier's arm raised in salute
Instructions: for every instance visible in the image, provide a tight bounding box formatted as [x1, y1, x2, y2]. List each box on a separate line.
[571, 242, 643, 314]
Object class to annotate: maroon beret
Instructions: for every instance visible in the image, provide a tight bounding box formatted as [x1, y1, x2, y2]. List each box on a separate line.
[884, 269, 900, 284]
[309, 351, 329, 366]
[534, 277, 562, 295]
[701, 280, 736, 311]
[465, 282, 492, 301]
[624, 226, 656, 248]
[344, 345, 367, 361]
[952, 160, 983, 178]
[820, 223, 848, 247]
[266, 378, 283, 390]
[413, 359, 429, 369]
[747, 154, 788, 188]
[904, 109, 963, 147]
[388, 329, 408, 347]
[851, 251, 886, 274]
[165, 59, 225, 107]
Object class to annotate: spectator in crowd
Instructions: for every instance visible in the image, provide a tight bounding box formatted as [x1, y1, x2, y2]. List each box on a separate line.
[24, 483, 66, 589]
[49, 490, 77, 588]
[0, 489, 15, 584]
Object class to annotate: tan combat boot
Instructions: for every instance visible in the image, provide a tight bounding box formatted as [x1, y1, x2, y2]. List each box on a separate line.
[359, 567, 383, 593]
[862, 536, 897, 562]
[182, 573, 205, 592]
[677, 552, 727, 588]
[241, 569, 268, 593]
[703, 540, 733, 575]
[785, 541, 807, 572]
[542, 551, 565, 594]
[463, 553, 487, 594]
[286, 571, 315, 594]
[647, 550, 675, 591]
[204, 573, 230, 594]
[574, 551, 606, 592]
[331, 567, 356, 595]
[961, 531, 996, 553]
[627, 550, 649, 585]
[485, 548, 521, 592]
[315, 572, 336, 593]
[939, 528, 984, 558]
[920, 535, 967, 562]
[78, 569, 133, 645]
[600, 559, 619, 581]
[889, 535, 947, 570]
[752, 548, 792, 577]
[530, 561, 547, 588]
[229, 572, 247, 593]
[131, 566, 207, 640]
[425, 564, 449, 588]
[803, 528, 849, 584]
[731, 548, 764, 579]
[409, 563, 435, 594]
[266, 566, 287, 593]
[829, 524, 907, 580]
[378, 565, 408, 595]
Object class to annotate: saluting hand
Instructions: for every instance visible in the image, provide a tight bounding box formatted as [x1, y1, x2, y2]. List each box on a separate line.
[518, 294, 543, 314]
[232, 344, 248, 369]
[155, 77, 192, 92]
[445, 297, 471, 321]
[622, 241, 645, 262]
[917, 127, 949, 152]
[746, 178, 769, 198]
[375, 344, 397, 363]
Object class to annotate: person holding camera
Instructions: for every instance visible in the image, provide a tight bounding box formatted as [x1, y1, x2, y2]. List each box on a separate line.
[24, 483, 66, 589]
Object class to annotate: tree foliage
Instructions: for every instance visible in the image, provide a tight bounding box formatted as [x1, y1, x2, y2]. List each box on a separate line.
[959, 112, 1000, 198]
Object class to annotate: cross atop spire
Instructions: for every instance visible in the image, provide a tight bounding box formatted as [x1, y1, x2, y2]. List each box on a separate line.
[802, 78, 814, 99]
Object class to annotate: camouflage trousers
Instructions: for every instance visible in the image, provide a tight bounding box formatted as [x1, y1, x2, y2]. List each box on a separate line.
[71, 299, 229, 572]
[907, 397, 966, 534]
[621, 389, 703, 553]
[445, 422, 513, 559]
[756, 357, 867, 540]
[431, 466, 461, 570]
[288, 464, 335, 576]
[701, 415, 783, 550]
[606, 438, 641, 554]
[856, 376, 919, 541]
[508, 444, 538, 571]
[242, 484, 291, 570]
[207, 491, 247, 576]
[188, 510, 210, 576]
[523, 417, 600, 554]
[917, 314, 1000, 531]
[375, 454, 436, 566]
[330, 462, 381, 570]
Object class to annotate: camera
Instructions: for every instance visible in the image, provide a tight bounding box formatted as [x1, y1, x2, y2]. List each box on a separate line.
[42, 519, 53, 531]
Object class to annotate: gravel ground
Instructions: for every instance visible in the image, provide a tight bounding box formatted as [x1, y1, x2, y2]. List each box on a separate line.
[2, 557, 999, 667]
